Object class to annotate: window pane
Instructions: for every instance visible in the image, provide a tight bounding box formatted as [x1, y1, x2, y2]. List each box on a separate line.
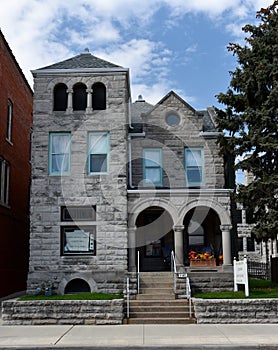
[187, 168, 202, 183]
[90, 154, 107, 173]
[145, 168, 161, 183]
[90, 134, 107, 154]
[145, 150, 161, 165]
[186, 149, 202, 166]
[62, 226, 96, 255]
[50, 133, 70, 174]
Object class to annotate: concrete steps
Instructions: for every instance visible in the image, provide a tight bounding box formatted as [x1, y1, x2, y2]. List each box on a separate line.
[125, 272, 195, 324]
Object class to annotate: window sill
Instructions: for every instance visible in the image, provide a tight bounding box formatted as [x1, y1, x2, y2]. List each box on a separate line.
[0, 202, 10, 209]
[6, 138, 13, 146]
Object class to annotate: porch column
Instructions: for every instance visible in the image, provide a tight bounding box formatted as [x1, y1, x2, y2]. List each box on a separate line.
[66, 88, 73, 113]
[221, 225, 232, 265]
[174, 225, 184, 268]
[128, 227, 136, 272]
[272, 239, 277, 257]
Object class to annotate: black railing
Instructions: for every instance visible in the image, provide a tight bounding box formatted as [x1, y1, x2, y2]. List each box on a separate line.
[248, 261, 271, 280]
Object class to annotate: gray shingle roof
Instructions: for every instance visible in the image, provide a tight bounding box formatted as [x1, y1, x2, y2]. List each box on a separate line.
[38, 52, 122, 70]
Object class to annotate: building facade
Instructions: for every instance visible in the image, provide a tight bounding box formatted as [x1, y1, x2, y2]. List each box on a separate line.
[0, 30, 33, 297]
[27, 52, 235, 295]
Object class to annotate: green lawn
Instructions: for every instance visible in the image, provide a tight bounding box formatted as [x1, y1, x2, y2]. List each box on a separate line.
[194, 279, 278, 299]
[19, 292, 123, 301]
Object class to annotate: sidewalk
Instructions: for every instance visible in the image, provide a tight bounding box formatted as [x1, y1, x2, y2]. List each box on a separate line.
[0, 324, 278, 349]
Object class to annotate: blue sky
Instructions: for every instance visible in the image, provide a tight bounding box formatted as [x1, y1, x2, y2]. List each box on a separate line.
[1, 1, 274, 184]
[1, 0, 273, 110]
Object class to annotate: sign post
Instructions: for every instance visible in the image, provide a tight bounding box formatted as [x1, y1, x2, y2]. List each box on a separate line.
[234, 256, 249, 297]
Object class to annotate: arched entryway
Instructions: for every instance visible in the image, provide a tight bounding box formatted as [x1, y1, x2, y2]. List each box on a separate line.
[135, 206, 174, 271]
[183, 206, 222, 265]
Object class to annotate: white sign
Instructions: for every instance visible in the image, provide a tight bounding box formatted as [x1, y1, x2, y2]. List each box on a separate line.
[65, 230, 89, 251]
[234, 257, 249, 297]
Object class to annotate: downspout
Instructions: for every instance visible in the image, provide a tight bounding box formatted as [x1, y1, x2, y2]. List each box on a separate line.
[127, 97, 145, 188]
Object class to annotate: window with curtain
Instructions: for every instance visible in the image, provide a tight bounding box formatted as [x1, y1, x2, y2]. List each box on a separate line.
[143, 148, 163, 186]
[185, 148, 204, 187]
[49, 133, 71, 175]
[88, 132, 109, 174]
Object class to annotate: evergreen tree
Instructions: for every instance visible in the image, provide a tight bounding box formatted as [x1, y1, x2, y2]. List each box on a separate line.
[216, 1, 278, 241]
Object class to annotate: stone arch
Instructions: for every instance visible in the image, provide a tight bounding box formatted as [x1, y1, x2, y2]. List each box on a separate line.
[59, 274, 97, 295]
[64, 278, 90, 294]
[178, 198, 231, 227]
[128, 198, 179, 228]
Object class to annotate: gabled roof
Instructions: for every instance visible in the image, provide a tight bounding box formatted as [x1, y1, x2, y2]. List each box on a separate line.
[141, 90, 196, 118]
[37, 52, 122, 70]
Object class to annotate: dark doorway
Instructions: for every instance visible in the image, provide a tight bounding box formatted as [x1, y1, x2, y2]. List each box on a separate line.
[136, 206, 174, 271]
[183, 206, 222, 265]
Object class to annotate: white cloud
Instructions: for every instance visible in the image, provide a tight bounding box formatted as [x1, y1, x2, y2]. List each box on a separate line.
[0, 0, 275, 93]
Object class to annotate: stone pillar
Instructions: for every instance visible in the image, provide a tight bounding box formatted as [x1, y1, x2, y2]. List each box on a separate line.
[221, 225, 232, 265]
[128, 227, 136, 272]
[174, 225, 184, 269]
[86, 88, 93, 113]
[66, 89, 73, 113]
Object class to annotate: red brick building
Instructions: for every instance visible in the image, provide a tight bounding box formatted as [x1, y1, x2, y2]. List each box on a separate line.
[0, 30, 33, 297]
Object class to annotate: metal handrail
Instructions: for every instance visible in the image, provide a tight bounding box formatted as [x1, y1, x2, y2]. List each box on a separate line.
[126, 277, 130, 318]
[171, 250, 192, 318]
[171, 250, 177, 293]
[137, 250, 140, 294]
[186, 275, 192, 318]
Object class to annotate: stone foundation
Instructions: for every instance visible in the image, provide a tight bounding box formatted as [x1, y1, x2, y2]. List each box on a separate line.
[2, 299, 124, 325]
[193, 298, 278, 323]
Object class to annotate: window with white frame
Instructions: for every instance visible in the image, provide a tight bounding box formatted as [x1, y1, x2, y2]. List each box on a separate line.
[143, 148, 163, 186]
[49, 133, 71, 175]
[6, 99, 13, 142]
[0, 157, 10, 205]
[185, 148, 204, 187]
[88, 132, 109, 174]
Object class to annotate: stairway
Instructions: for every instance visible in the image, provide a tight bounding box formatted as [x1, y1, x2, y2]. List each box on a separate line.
[125, 272, 195, 324]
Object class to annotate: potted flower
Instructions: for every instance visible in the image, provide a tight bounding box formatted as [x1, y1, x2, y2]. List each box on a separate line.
[189, 249, 216, 267]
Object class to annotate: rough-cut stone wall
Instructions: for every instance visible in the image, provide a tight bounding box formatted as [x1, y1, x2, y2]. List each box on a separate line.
[27, 71, 129, 294]
[131, 93, 225, 189]
[193, 298, 278, 323]
[2, 299, 124, 325]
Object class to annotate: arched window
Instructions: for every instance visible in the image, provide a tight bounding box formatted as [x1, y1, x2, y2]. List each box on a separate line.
[73, 83, 87, 111]
[92, 82, 106, 110]
[53, 83, 68, 111]
[64, 278, 91, 294]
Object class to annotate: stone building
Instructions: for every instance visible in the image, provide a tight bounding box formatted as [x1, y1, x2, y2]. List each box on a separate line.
[0, 30, 33, 297]
[27, 52, 235, 295]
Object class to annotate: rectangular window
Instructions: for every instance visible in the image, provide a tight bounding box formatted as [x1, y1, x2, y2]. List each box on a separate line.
[49, 133, 71, 175]
[185, 148, 204, 187]
[143, 148, 163, 186]
[61, 206, 96, 221]
[6, 99, 12, 142]
[61, 226, 96, 256]
[88, 132, 109, 174]
[0, 158, 10, 205]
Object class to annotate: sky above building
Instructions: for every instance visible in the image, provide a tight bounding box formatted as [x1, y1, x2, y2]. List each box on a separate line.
[1, 0, 273, 110]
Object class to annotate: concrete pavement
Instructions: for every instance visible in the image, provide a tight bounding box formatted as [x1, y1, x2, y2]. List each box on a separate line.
[0, 324, 278, 349]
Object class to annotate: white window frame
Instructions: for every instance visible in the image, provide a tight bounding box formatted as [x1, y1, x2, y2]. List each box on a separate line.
[184, 147, 204, 187]
[143, 148, 163, 186]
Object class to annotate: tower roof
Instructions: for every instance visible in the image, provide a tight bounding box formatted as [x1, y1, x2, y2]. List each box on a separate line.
[37, 52, 122, 70]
